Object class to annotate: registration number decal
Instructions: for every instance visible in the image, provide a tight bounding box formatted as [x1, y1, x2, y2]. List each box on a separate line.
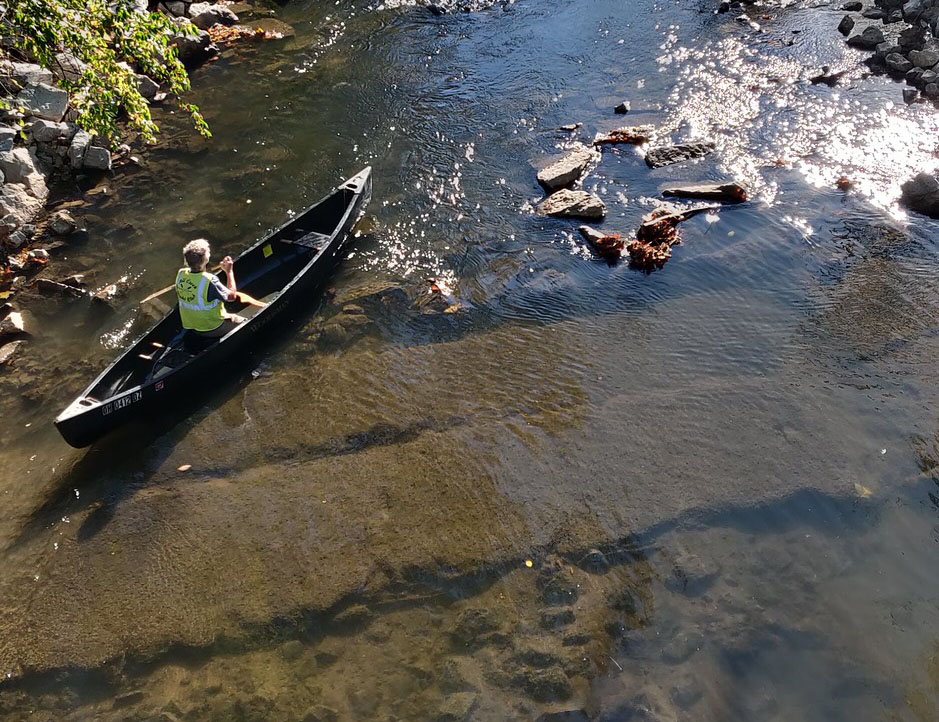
[102, 390, 142, 416]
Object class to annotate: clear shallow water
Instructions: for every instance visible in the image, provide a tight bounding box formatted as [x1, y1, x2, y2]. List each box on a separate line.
[1, 0, 939, 719]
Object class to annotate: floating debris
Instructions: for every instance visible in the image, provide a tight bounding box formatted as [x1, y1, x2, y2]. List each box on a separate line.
[626, 239, 671, 270]
[207, 23, 286, 44]
[593, 125, 653, 146]
[578, 225, 625, 260]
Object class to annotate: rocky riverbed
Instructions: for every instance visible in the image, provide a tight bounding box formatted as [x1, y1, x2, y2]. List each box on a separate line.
[2, 0, 939, 720]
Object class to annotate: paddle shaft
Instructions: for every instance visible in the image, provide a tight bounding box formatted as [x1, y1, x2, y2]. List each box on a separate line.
[138, 264, 223, 305]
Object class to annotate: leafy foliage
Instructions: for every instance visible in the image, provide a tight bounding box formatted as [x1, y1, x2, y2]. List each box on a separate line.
[1, 0, 210, 141]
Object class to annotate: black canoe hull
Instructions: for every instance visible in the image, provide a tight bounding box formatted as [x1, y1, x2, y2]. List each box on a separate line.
[55, 168, 372, 448]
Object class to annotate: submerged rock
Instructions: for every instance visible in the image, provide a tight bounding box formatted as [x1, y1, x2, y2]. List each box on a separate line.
[536, 144, 597, 191]
[435, 692, 478, 722]
[449, 607, 499, 648]
[515, 666, 573, 702]
[644, 141, 715, 168]
[539, 189, 606, 219]
[900, 171, 939, 215]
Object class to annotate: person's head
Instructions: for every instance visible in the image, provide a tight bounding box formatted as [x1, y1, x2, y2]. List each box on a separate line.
[183, 238, 210, 272]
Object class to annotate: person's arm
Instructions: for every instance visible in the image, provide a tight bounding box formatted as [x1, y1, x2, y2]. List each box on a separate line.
[219, 256, 238, 300]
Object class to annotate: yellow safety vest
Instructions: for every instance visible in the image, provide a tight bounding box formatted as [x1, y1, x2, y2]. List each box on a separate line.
[175, 268, 225, 332]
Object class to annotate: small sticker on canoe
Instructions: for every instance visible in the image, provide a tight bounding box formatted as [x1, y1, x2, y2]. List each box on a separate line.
[263, 244, 273, 258]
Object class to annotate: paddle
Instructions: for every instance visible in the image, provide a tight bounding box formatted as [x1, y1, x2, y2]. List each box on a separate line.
[138, 264, 223, 305]
[236, 291, 267, 308]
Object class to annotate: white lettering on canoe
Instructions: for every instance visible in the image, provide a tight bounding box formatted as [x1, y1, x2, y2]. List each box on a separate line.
[101, 390, 143, 416]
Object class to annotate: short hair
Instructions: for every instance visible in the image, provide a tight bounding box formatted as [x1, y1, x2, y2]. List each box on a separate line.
[183, 238, 210, 270]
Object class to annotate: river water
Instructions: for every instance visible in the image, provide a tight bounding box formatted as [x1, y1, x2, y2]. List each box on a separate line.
[1, 0, 938, 719]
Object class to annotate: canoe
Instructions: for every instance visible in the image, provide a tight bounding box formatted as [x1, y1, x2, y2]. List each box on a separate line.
[54, 167, 372, 448]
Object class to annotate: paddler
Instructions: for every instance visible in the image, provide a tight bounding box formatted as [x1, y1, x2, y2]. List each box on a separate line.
[175, 238, 245, 338]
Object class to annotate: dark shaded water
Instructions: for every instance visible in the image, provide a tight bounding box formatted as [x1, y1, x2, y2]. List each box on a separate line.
[1, 0, 939, 719]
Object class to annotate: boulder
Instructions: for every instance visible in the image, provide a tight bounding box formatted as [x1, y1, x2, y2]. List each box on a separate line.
[614, 100, 631, 114]
[0, 184, 43, 230]
[903, 86, 919, 103]
[0, 147, 48, 199]
[49, 210, 79, 235]
[900, 172, 939, 215]
[536, 145, 597, 190]
[838, 14, 855, 34]
[862, 7, 885, 18]
[164, 0, 187, 15]
[53, 52, 86, 83]
[886, 52, 914, 74]
[842, 0, 862, 8]
[82, 146, 111, 171]
[903, 0, 924, 20]
[0, 126, 16, 152]
[16, 83, 68, 122]
[925, 82, 939, 97]
[539, 189, 606, 219]
[169, 27, 219, 67]
[30, 119, 69, 143]
[907, 66, 926, 87]
[899, 25, 928, 49]
[909, 48, 939, 68]
[846, 26, 885, 49]
[661, 181, 747, 202]
[644, 141, 715, 168]
[136, 74, 160, 100]
[887, 8, 904, 21]
[189, 2, 239, 29]
[10, 62, 53, 86]
[68, 129, 92, 168]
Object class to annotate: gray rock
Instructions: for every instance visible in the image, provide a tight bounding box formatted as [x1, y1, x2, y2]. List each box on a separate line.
[435, 692, 477, 722]
[875, 42, 902, 58]
[53, 52, 86, 83]
[923, 70, 939, 85]
[30, 119, 68, 143]
[449, 607, 499, 648]
[903, 0, 924, 20]
[909, 48, 939, 68]
[539, 189, 606, 219]
[886, 52, 914, 73]
[900, 172, 939, 215]
[536, 145, 597, 190]
[887, 8, 904, 22]
[661, 181, 747, 202]
[68, 129, 91, 168]
[847, 25, 885, 49]
[842, 0, 862, 7]
[906, 66, 926, 87]
[862, 7, 885, 19]
[580, 547, 610, 573]
[164, 0, 187, 15]
[10, 62, 53, 86]
[0, 340, 24, 366]
[0, 184, 43, 230]
[669, 674, 704, 709]
[137, 74, 160, 100]
[170, 27, 219, 67]
[644, 140, 715, 168]
[899, 25, 928, 49]
[16, 83, 68, 122]
[0, 125, 16, 152]
[279, 640, 304, 661]
[0, 310, 26, 339]
[838, 14, 855, 34]
[0, 147, 47, 199]
[903, 86, 919, 103]
[437, 656, 478, 693]
[82, 145, 111, 171]
[925, 82, 939, 97]
[189, 2, 239, 28]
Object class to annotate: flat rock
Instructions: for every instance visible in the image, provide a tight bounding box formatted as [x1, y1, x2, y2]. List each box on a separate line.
[30, 119, 69, 143]
[901, 171, 939, 216]
[17, 82, 68, 122]
[539, 189, 606, 219]
[661, 181, 747, 203]
[0, 311, 26, 339]
[9, 62, 53, 86]
[536, 145, 597, 190]
[644, 141, 715, 168]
